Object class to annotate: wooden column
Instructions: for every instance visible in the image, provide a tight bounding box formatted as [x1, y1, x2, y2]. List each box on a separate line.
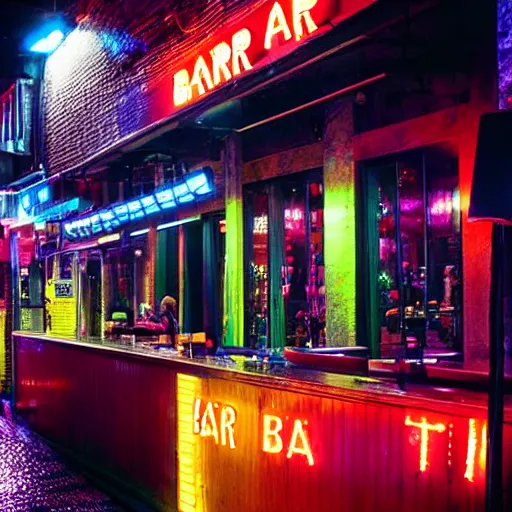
[323, 99, 356, 347]
[223, 134, 244, 346]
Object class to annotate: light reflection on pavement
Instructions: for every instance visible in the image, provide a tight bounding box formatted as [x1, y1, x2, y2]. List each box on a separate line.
[0, 403, 121, 511]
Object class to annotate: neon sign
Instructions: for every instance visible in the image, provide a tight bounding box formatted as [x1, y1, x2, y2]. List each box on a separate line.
[193, 398, 237, 449]
[262, 414, 314, 466]
[405, 415, 487, 481]
[63, 168, 213, 240]
[192, 397, 314, 465]
[189, 405, 490, 477]
[172, 0, 371, 108]
[405, 416, 447, 472]
[177, 374, 494, 512]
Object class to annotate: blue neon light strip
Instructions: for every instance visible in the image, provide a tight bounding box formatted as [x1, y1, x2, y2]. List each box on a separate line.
[63, 167, 214, 240]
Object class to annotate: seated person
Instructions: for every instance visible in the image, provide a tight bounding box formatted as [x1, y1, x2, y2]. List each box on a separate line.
[156, 295, 179, 344]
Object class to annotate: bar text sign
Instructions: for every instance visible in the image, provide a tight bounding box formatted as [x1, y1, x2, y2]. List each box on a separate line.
[176, 373, 503, 512]
[172, 0, 375, 108]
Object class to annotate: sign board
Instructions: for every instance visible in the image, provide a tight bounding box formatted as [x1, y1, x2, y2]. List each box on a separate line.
[54, 280, 73, 298]
[176, 373, 510, 512]
[45, 278, 77, 339]
[172, 0, 354, 108]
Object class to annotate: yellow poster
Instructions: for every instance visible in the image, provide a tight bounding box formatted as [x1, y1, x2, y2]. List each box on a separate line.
[45, 278, 77, 339]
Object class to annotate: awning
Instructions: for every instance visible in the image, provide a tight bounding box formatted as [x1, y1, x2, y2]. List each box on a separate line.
[10, 197, 91, 229]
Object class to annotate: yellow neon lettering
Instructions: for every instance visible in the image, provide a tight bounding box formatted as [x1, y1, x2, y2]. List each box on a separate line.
[193, 397, 201, 434]
[232, 29, 253, 75]
[190, 55, 214, 96]
[200, 401, 219, 444]
[210, 41, 232, 85]
[405, 416, 446, 472]
[286, 419, 314, 466]
[292, 0, 318, 40]
[262, 414, 283, 454]
[464, 418, 477, 482]
[220, 405, 237, 449]
[173, 69, 191, 106]
[264, 2, 292, 50]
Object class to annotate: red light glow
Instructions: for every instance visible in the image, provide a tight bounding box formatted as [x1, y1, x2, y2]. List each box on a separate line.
[262, 414, 314, 466]
[172, 0, 345, 107]
[405, 416, 446, 472]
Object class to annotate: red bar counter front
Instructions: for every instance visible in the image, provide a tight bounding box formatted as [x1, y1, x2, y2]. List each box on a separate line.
[13, 333, 512, 512]
[177, 374, 508, 512]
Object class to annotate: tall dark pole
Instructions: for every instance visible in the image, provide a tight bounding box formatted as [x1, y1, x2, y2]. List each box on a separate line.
[486, 222, 505, 512]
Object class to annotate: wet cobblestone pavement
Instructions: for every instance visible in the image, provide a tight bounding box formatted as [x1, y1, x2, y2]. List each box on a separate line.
[0, 403, 121, 512]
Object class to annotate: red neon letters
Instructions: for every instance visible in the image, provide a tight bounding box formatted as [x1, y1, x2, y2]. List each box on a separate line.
[173, 0, 321, 107]
[192, 399, 487, 478]
[405, 415, 487, 482]
[193, 398, 315, 465]
[193, 398, 237, 449]
[262, 414, 315, 466]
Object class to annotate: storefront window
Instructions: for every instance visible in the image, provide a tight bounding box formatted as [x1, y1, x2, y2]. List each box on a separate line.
[201, 214, 225, 345]
[16, 229, 44, 332]
[79, 251, 103, 339]
[245, 191, 269, 347]
[104, 246, 137, 329]
[358, 145, 462, 356]
[245, 170, 324, 348]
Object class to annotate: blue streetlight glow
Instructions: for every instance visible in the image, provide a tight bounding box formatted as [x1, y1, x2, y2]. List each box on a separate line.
[25, 16, 70, 55]
[30, 29, 65, 53]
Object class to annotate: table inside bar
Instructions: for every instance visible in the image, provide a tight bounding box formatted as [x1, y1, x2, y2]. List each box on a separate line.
[12, 332, 512, 512]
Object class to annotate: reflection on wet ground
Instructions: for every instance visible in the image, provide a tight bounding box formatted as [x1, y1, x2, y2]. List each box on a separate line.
[0, 401, 121, 512]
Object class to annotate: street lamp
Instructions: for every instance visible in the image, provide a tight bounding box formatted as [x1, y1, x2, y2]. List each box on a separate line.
[29, 29, 64, 54]
[25, 17, 70, 55]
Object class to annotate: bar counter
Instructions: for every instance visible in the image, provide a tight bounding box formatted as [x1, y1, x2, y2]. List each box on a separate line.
[13, 332, 512, 512]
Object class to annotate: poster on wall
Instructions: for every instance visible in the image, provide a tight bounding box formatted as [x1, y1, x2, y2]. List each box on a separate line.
[54, 280, 74, 298]
[45, 279, 77, 339]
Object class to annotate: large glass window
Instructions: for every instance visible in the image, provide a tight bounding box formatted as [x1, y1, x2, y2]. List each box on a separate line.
[357, 145, 462, 357]
[17, 229, 44, 332]
[79, 251, 103, 339]
[244, 170, 324, 348]
[103, 242, 145, 337]
[201, 213, 226, 346]
[245, 191, 269, 347]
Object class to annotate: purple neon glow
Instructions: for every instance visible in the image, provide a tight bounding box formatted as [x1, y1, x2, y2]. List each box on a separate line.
[0, 401, 118, 510]
[499, 0, 512, 109]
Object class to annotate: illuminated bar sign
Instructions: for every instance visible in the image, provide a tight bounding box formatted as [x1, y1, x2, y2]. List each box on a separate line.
[173, 0, 376, 108]
[176, 373, 507, 512]
[63, 168, 213, 240]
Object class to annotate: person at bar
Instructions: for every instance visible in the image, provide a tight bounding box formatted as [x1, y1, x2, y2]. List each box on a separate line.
[156, 295, 179, 345]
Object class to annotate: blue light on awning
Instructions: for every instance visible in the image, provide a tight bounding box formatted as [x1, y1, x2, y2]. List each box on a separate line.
[13, 197, 86, 229]
[63, 167, 214, 241]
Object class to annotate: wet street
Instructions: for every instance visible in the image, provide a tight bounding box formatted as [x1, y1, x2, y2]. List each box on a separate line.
[0, 403, 121, 512]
